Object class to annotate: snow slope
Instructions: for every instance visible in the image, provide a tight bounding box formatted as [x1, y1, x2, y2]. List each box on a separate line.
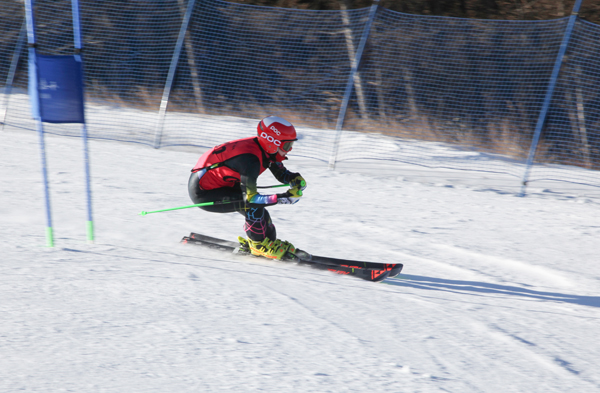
[1, 126, 599, 392]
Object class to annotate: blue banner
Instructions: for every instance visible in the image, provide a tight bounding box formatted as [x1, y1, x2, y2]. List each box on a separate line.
[36, 55, 85, 123]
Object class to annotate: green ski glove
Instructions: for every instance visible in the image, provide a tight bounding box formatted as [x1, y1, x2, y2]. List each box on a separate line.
[289, 174, 307, 191]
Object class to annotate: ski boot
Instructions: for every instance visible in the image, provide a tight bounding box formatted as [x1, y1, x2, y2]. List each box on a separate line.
[237, 236, 296, 260]
[237, 237, 252, 255]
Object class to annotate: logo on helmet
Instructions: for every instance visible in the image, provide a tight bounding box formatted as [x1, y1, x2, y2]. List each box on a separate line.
[260, 132, 281, 146]
[270, 125, 281, 135]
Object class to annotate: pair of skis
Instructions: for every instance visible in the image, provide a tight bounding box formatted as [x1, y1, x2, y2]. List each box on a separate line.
[181, 232, 403, 282]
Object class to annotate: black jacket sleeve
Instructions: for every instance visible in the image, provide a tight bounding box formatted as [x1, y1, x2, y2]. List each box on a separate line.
[222, 154, 279, 207]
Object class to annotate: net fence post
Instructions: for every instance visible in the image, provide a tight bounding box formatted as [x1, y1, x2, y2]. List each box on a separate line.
[153, 0, 196, 149]
[1, 19, 26, 131]
[519, 0, 583, 196]
[574, 69, 591, 168]
[340, 1, 369, 121]
[178, 0, 203, 112]
[329, 0, 379, 170]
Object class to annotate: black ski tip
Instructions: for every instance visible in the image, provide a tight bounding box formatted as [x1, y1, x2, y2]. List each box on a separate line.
[371, 270, 391, 282]
[366, 264, 404, 282]
[342, 268, 391, 282]
[387, 263, 403, 278]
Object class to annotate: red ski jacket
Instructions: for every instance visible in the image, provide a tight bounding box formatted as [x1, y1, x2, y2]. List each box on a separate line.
[192, 137, 280, 190]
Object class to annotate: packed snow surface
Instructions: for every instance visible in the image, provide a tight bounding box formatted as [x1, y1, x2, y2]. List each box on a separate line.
[1, 125, 599, 393]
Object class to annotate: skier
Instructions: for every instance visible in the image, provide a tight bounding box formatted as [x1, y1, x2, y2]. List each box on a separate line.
[188, 116, 307, 260]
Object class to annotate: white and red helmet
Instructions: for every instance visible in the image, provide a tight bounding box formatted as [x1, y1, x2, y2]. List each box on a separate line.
[257, 116, 297, 154]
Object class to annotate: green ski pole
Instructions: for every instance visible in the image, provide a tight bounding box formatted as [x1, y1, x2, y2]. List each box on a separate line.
[139, 200, 239, 216]
[258, 181, 305, 189]
[139, 182, 305, 216]
[256, 183, 288, 189]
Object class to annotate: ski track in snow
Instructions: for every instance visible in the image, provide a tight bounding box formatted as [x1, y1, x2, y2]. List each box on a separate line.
[2, 125, 600, 392]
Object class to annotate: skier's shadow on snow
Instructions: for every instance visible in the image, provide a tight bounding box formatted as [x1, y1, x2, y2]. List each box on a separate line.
[386, 274, 600, 308]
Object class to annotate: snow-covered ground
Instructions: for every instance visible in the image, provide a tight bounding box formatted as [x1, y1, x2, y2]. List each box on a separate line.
[1, 122, 600, 392]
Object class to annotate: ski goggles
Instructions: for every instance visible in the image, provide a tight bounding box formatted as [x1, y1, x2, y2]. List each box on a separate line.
[280, 139, 296, 152]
